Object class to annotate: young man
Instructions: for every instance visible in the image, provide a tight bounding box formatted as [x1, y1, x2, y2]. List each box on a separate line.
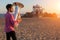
[5, 4, 22, 40]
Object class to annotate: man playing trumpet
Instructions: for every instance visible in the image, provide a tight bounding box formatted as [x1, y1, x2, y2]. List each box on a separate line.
[4, 2, 24, 40]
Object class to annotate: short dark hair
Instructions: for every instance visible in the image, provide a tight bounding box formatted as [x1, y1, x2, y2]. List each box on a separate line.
[6, 4, 13, 10]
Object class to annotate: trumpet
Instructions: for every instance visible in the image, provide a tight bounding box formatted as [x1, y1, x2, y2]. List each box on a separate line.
[13, 2, 24, 20]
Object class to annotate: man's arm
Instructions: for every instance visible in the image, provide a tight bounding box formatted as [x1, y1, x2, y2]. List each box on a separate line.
[9, 14, 22, 27]
[9, 14, 15, 26]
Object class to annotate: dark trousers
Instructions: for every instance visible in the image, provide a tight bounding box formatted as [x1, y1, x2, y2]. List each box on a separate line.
[6, 31, 17, 40]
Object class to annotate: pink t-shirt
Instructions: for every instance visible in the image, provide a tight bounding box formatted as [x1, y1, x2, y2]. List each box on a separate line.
[4, 12, 18, 32]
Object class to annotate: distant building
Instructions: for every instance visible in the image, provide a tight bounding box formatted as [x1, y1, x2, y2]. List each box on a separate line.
[33, 4, 43, 17]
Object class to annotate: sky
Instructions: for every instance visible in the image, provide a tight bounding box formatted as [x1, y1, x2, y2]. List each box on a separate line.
[0, 0, 60, 14]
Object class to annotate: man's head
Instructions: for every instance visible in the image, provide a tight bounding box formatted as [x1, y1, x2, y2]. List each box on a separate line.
[6, 4, 14, 12]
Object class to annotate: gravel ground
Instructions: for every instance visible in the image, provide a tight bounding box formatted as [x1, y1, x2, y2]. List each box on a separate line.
[0, 17, 60, 40]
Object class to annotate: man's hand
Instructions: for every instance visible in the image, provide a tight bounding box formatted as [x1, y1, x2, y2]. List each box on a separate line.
[14, 18, 22, 27]
[17, 13, 22, 23]
[17, 18, 22, 23]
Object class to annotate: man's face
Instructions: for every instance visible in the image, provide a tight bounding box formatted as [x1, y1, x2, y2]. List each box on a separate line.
[9, 6, 14, 12]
